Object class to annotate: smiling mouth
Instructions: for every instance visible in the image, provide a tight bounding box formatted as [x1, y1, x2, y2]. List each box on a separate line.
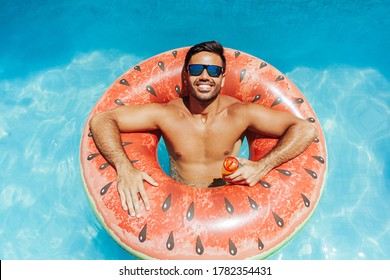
[197, 84, 212, 92]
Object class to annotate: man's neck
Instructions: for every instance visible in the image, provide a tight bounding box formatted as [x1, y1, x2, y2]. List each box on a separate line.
[187, 95, 221, 117]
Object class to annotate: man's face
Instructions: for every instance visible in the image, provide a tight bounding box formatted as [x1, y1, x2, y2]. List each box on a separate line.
[186, 51, 225, 104]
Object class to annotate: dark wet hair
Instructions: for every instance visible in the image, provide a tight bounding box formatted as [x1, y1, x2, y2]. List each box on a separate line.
[184, 41, 226, 73]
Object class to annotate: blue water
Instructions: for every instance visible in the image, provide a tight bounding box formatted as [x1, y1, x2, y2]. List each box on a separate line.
[1, 0, 389, 260]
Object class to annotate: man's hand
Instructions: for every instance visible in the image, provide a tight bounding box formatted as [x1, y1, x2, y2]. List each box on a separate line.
[223, 158, 271, 187]
[116, 167, 158, 218]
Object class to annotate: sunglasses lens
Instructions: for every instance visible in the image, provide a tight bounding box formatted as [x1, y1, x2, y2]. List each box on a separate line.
[188, 64, 222, 77]
[189, 65, 204, 76]
[207, 66, 222, 77]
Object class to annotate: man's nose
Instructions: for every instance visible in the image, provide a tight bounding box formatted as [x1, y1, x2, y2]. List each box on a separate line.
[200, 69, 210, 78]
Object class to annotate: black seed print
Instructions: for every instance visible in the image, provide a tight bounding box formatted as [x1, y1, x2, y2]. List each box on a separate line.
[224, 198, 234, 214]
[172, 51, 177, 58]
[158, 61, 165, 71]
[196, 236, 204, 255]
[229, 239, 237, 255]
[271, 97, 283, 107]
[235, 51, 241, 58]
[88, 132, 93, 137]
[258, 238, 264, 250]
[276, 169, 291, 176]
[119, 79, 130, 86]
[186, 202, 194, 221]
[275, 75, 284, 82]
[240, 69, 246, 82]
[121, 142, 132, 147]
[114, 99, 125, 106]
[260, 62, 267, 69]
[99, 162, 110, 170]
[134, 65, 141, 71]
[166, 231, 174, 250]
[100, 182, 113, 196]
[138, 224, 147, 243]
[162, 194, 172, 212]
[293, 98, 304, 104]
[312, 156, 325, 164]
[272, 212, 284, 227]
[305, 168, 318, 179]
[313, 137, 320, 143]
[301, 194, 310, 207]
[306, 117, 316, 123]
[252, 94, 261, 103]
[248, 196, 258, 210]
[175, 85, 180, 95]
[259, 181, 271, 188]
[87, 153, 99, 160]
[146, 85, 157, 96]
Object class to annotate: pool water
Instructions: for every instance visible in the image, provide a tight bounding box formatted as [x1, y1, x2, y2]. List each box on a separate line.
[1, 0, 389, 260]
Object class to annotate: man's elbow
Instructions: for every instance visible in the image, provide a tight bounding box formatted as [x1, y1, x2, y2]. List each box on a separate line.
[89, 111, 109, 132]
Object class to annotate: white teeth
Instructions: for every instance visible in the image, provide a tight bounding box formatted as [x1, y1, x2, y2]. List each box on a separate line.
[198, 84, 212, 90]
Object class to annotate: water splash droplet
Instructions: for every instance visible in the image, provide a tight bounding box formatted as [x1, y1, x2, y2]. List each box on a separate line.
[186, 202, 194, 221]
[248, 196, 258, 210]
[301, 194, 310, 207]
[196, 236, 204, 255]
[100, 182, 113, 196]
[166, 231, 174, 250]
[224, 198, 234, 214]
[272, 211, 284, 227]
[162, 194, 172, 212]
[305, 168, 318, 179]
[240, 69, 246, 82]
[146, 85, 157, 96]
[138, 224, 147, 243]
[229, 239, 237, 255]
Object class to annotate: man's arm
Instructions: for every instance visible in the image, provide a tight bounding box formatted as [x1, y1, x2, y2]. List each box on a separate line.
[89, 104, 162, 217]
[224, 104, 318, 186]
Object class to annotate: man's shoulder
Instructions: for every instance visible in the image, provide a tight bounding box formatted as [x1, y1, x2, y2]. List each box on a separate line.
[221, 95, 249, 110]
[223, 96, 267, 116]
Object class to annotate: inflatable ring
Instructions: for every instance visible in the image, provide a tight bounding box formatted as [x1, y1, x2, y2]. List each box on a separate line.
[80, 47, 327, 259]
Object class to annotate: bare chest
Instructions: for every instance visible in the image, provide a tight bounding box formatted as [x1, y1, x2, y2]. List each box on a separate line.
[160, 117, 244, 160]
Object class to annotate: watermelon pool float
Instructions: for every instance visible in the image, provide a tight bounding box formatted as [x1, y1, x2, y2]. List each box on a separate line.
[80, 47, 327, 259]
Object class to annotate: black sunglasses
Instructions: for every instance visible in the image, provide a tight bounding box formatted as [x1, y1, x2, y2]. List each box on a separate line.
[188, 64, 223, 78]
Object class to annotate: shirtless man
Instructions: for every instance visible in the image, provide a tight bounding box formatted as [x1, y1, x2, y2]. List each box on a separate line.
[89, 41, 318, 218]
